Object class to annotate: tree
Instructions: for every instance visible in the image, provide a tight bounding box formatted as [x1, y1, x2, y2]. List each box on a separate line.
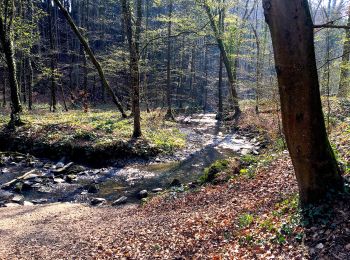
[165, 0, 175, 120]
[0, 0, 23, 126]
[263, 0, 344, 204]
[200, 0, 241, 118]
[121, 0, 142, 138]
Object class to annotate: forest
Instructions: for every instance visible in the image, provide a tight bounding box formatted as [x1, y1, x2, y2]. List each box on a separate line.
[0, 0, 349, 258]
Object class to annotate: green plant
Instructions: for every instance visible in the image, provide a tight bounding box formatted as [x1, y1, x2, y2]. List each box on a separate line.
[241, 154, 258, 164]
[238, 213, 254, 228]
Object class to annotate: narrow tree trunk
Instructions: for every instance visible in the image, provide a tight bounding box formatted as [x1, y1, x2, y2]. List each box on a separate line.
[263, 0, 343, 205]
[121, 0, 142, 138]
[165, 0, 174, 120]
[3, 77, 7, 108]
[47, 0, 57, 112]
[27, 58, 33, 110]
[217, 54, 224, 120]
[53, 0, 127, 118]
[338, 5, 350, 98]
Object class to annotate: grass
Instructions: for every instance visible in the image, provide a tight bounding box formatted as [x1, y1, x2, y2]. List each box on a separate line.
[0, 106, 186, 154]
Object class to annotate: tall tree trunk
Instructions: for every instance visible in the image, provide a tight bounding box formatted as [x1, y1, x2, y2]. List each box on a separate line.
[27, 58, 33, 110]
[165, 0, 174, 120]
[48, 0, 57, 112]
[217, 54, 224, 120]
[53, 0, 127, 118]
[263, 0, 343, 205]
[0, 12, 22, 125]
[121, 0, 142, 138]
[338, 5, 350, 98]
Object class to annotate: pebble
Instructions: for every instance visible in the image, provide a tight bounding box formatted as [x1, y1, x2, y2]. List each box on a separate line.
[54, 178, 65, 184]
[316, 243, 324, 250]
[346, 244, 350, 250]
[23, 201, 34, 206]
[12, 195, 24, 203]
[152, 188, 163, 193]
[5, 203, 21, 207]
[138, 190, 148, 199]
[112, 196, 128, 206]
[91, 198, 106, 206]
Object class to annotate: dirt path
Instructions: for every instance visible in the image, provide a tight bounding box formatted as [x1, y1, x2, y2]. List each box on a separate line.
[0, 156, 303, 259]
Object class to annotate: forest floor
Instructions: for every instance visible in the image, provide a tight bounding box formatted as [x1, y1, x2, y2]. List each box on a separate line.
[0, 100, 349, 259]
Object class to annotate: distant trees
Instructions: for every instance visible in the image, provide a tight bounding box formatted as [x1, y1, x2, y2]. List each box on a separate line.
[338, 5, 350, 98]
[53, 0, 127, 118]
[263, 0, 344, 204]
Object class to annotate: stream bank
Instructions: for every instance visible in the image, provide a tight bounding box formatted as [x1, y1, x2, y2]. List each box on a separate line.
[0, 114, 267, 207]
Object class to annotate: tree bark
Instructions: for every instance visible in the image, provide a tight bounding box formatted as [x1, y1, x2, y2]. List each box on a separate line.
[53, 0, 127, 118]
[263, 0, 343, 205]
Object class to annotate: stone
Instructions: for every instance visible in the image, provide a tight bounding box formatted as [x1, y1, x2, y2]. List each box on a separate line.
[31, 199, 48, 204]
[5, 203, 21, 207]
[22, 173, 41, 181]
[56, 162, 65, 168]
[152, 188, 163, 193]
[23, 201, 34, 206]
[188, 182, 197, 189]
[112, 196, 128, 206]
[170, 179, 181, 187]
[240, 148, 252, 156]
[91, 198, 106, 206]
[316, 243, 324, 250]
[51, 162, 74, 175]
[138, 190, 148, 199]
[87, 184, 99, 193]
[22, 181, 34, 190]
[54, 178, 65, 184]
[346, 244, 350, 251]
[65, 175, 77, 183]
[31, 183, 42, 189]
[0, 190, 14, 201]
[12, 195, 24, 203]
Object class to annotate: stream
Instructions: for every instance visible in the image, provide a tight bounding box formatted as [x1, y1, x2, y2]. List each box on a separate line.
[0, 114, 263, 207]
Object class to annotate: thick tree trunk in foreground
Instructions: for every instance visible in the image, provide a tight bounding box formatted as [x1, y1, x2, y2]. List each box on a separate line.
[338, 6, 350, 98]
[0, 15, 22, 125]
[121, 0, 142, 138]
[263, 0, 343, 204]
[53, 0, 127, 118]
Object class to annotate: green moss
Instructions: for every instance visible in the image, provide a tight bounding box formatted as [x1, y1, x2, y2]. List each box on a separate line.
[200, 159, 229, 183]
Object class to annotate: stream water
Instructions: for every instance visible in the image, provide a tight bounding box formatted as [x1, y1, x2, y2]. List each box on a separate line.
[0, 114, 262, 206]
